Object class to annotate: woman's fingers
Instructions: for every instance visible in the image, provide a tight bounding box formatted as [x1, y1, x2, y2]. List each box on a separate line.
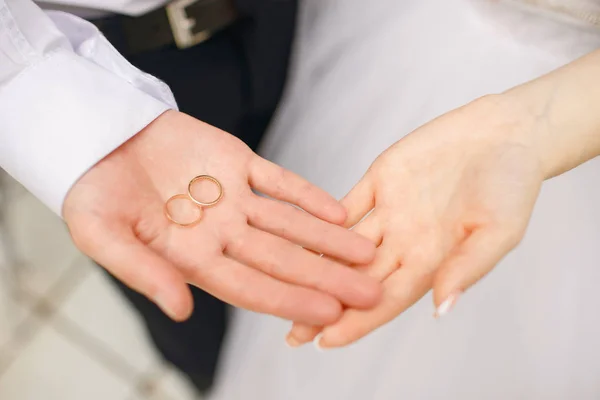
[352, 240, 399, 279]
[315, 227, 518, 347]
[349, 213, 383, 247]
[225, 227, 382, 309]
[76, 223, 194, 322]
[318, 264, 434, 348]
[432, 227, 520, 316]
[246, 196, 376, 265]
[340, 174, 375, 228]
[248, 156, 347, 225]
[316, 243, 441, 348]
[188, 255, 343, 325]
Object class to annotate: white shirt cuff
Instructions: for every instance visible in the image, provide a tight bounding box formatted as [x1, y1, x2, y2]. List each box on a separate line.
[0, 50, 172, 216]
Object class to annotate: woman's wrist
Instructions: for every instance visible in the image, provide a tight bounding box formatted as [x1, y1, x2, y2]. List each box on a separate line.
[499, 50, 600, 180]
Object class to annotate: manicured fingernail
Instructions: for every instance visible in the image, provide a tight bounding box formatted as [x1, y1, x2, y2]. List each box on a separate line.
[434, 292, 461, 318]
[313, 333, 325, 351]
[286, 334, 301, 348]
[155, 296, 179, 320]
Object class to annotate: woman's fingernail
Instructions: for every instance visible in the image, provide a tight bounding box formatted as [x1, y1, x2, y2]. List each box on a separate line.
[313, 333, 325, 351]
[286, 334, 301, 348]
[434, 292, 461, 318]
[155, 296, 179, 320]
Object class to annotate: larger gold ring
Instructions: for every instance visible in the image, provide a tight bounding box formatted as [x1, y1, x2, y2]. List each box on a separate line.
[164, 194, 203, 227]
[187, 175, 224, 207]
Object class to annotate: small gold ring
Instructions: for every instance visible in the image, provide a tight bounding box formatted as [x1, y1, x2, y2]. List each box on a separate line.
[164, 194, 203, 227]
[187, 175, 224, 207]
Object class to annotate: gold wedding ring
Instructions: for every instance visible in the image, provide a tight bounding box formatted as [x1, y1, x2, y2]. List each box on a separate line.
[187, 175, 224, 207]
[164, 194, 203, 227]
[165, 175, 224, 227]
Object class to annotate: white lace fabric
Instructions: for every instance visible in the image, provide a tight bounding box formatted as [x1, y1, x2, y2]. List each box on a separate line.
[505, 0, 600, 26]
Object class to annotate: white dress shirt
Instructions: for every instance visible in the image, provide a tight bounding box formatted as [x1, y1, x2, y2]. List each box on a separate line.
[0, 0, 176, 217]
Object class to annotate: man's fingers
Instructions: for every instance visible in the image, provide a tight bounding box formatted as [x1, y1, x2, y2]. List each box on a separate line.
[78, 224, 194, 322]
[246, 196, 376, 265]
[285, 230, 401, 348]
[225, 227, 382, 309]
[318, 265, 434, 348]
[189, 255, 343, 325]
[432, 228, 520, 316]
[248, 157, 347, 225]
[284, 223, 391, 348]
[340, 174, 375, 228]
[286, 323, 322, 347]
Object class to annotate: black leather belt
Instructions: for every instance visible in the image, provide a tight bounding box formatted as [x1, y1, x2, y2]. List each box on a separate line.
[92, 0, 239, 56]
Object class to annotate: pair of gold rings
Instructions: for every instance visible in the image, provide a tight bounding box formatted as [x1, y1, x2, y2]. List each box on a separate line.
[164, 175, 224, 227]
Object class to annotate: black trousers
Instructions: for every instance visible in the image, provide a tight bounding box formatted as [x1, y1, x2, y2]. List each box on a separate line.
[95, 0, 297, 393]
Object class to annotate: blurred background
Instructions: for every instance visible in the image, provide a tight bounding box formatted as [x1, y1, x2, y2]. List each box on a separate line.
[0, 171, 198, 400]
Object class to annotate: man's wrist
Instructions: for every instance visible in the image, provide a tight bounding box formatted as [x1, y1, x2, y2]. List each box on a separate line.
[0, 50, 172, 216]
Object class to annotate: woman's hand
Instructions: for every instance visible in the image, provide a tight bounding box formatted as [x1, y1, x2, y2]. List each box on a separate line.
[287, 95, 546, 348]
[287, 49, 600, 349]
[63, 110, 381, 324]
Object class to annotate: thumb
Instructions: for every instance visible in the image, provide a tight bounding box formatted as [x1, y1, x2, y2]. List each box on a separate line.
[432, 227, 521, 317]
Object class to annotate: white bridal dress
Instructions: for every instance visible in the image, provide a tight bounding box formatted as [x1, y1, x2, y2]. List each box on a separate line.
[209, 1, 600, 399]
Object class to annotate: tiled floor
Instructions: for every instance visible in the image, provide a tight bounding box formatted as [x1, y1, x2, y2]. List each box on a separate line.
[0, 175, 200, 400]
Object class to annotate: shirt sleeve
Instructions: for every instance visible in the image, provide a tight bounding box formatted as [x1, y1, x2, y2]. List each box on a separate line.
[0, 0, 178, 216]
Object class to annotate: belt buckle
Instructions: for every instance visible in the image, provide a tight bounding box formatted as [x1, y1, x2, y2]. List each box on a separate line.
[166, 0, 212, 49]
